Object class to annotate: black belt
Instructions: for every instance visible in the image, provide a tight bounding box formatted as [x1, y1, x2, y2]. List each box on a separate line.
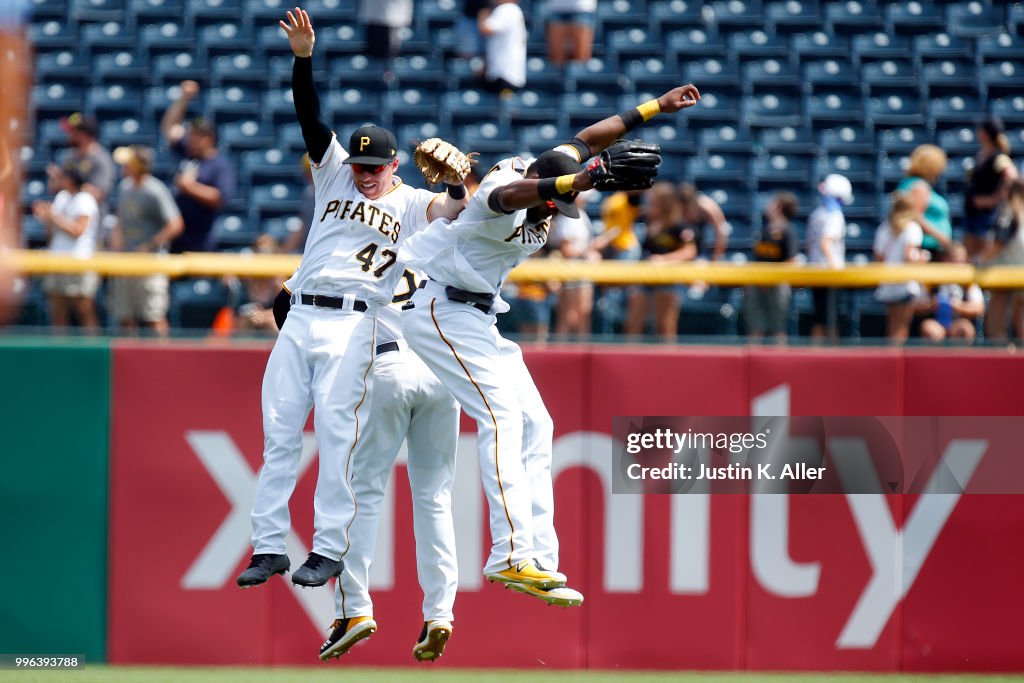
[376, 341, 399, 355]
[444, 285, 495, 314]
[299, 293, 367, 312]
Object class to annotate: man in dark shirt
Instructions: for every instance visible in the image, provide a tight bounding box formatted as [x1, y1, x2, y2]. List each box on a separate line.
[746, 191, 799, 342]
[159, 81, 236, 252]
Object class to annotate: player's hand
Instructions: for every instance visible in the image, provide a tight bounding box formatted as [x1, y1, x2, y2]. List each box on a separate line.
[658, 84, 701, 114]
[180, 80, 200, 99]
[280, 6, 315, 58]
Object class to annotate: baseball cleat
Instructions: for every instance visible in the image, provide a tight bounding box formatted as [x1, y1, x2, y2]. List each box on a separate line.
[485, 559, 566, 590]
[413, 620, 453, 662]
[319, 616, 377, 660]
[507, 582, 585, 607]
[292, 552, 343, 587]
[236, 553, 290, 588]
[533, 559, 568, 585]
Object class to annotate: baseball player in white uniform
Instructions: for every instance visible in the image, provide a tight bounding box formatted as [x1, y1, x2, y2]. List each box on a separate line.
[399, 83, 701, 606]
[237, 5, 467, 612]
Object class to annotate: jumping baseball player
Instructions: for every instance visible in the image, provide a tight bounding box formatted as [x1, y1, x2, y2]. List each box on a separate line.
[399, 83, 701, 605]
[237, 6, 469, 599]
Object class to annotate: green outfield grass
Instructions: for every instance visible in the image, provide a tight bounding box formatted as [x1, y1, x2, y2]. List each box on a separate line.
[3, 668, 1023, 683]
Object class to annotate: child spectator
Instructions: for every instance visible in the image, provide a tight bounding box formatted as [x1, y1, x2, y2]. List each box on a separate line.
[806, 173, 852, 341]
[745, 191, 799, 343]
[916, 242, 984, 343]
[874, 193, 924, 343]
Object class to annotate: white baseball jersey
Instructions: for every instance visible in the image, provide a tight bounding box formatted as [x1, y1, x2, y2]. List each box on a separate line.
[284, 133, 437, 304]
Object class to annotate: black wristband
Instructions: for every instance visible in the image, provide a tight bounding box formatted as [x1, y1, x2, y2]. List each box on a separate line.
[618, 107, 644, 132]
[445, 183, 466, 199]
[536, 178, 559, 200]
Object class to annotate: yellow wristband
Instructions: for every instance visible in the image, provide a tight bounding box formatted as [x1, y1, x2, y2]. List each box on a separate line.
[637, 99, 661, 122]
[555, 174, 576, 195]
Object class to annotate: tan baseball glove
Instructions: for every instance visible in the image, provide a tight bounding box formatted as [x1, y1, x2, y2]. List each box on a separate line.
[413, 138, 476, 185]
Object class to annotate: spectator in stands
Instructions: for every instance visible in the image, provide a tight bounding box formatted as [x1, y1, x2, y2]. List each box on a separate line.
[590, 189, 642, 334]
[745, 191, 799, 343]
[678, 182, 728, 261]
[160, 80, 237, 253]
[979, 179, 1024, 343]
[233, 234, 287, 335]
[32, 162, 100, 331]
[874, 193, 924, 344]
[916, 242, 984, 344]
[456, 0, 490, 60]
[281, 151, 314, 254]
[550, 192, 599, 338]
[360, 0, 412, 61]
[108, 145, 183, 337]
[806, 174, 852, 341]
[625, 181, 695, 341]
[479, 0, 527, 95]
[545, 0, 596, 66]
[57, 112, 116, 240]
[899, 144, 952, 258]
[964, 116, 1018, 258]
[501, 253, 557, 342]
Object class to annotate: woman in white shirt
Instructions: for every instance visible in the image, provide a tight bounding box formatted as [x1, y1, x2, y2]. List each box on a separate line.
[874, 193, 924, 343]
[32, 163, 101, 330]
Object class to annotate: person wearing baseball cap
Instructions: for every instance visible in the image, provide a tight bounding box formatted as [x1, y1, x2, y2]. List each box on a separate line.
[108, 145, 183, 336]
[54, 111, 116, 217]
[807, 173, 853, 341]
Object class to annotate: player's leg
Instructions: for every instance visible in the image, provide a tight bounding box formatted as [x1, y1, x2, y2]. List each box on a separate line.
[240, 306, 314, 586]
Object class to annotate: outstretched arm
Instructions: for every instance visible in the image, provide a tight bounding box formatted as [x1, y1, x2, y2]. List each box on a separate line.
[570, 84, 701, 159]
[490, 170, 593, 214]
[281, 7, 332, 164]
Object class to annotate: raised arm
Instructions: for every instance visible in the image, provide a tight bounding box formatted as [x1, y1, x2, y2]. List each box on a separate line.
[160, 80, 199, 147]
[281, 7, 332, 164]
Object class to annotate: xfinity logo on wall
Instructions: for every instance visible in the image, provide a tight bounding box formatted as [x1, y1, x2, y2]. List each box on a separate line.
[184, 384, 987, 650]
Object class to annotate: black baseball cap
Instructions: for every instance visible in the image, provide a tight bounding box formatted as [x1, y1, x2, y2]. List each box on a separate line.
[531, 150, 582, 218]
[344, 125, 399, 166]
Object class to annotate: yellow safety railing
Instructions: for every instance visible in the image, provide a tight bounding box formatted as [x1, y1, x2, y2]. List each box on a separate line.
[6, 249, 1024, 288]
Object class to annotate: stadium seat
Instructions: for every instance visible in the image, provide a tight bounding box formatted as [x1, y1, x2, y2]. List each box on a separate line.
[609, 27, 662, 62]
[397, 121, 455, 150]
[820, 125, 877, 154]
[886, 0, 943, 34]
[597, 0, 649, 38]
[35, 50, 90, 84]
[81, 20, 136, 56]
[937, 127, 979, 156]
[300, 0, 357, 24]
[635, 123, 695, 156]
[667, 28, 728, 61]
[683, 92, 740, 127]
[517, 124, 569, 157]
[417, 0, 459, 32]
[211, 214, 259, 249]
[241, 0, 288, 24]
[826, 0, 884, 35]
[70, 0, 126, 23]
[743, 59, 801, 91]
[383, 88, 440, 127]
[326, 88, 383, 125]
[991, 96, 1024, 125]
[567, 59, 631, 96]
[853, 32, 911, 62]
[624, 57, 679, 94]
[792, 31, 851, 61]
[743, 94, 803, 128]
[140, 22, 195, 58]
[392, 54, 447, 89]
[877, 126, 933, 156]
[28, 20, 76, 52]
[928, 95, 984, 128]
[85, 84, 142, 117]
[22, 177, 50, 206]
[752, 154, 812, 188]
[198, 23, 255, 59]
[709, 0, 764, 29]
[458, 123, 517, 157]
[278, 122, 307, 153]
[521, 57, 564, 94]
[766, 0, 823, 34]
[1011, 3, 1024, 34]
[562, 91, 620, 129]
[221, 120, 275, 152]
[867, 94, 926, 128]
[802, 59, 858, 93]
[188, 0, 243, 27]
[256, 24, 297, 58]
[946, 2, 1004, 38]
[251, 183, 304, 218]
[683, 59, 742, 94]
[99, 117, 158, 147]
[129, 0, 183, 20]
[705, 186, 754, 224]
[20, 215, 48, 249]
[94, 51, 149, 86]
[143, 84, 193, 121]
[649, 0, 706, 34]
[261, 88, 295, 126]
[211, 54, 270, 87]
[169, 278, 231, 328]
[31, 83, 84, 117]
[207, 86, 262, 121]
[152, 52, 207, 86]
[263, 216, 307, 246]
[760, 126, 817, 154]
[31, 0, 69, 20]
[443, 89, 501, 126]
[699, 126, 756, 154]
[729, 30, 788, 61]
[320, 24, 368, 58]
[914, 32, 973, 61]
[807, 91, 865, 127]
[326, 54, 389, 88]
[688, 154, 751, 186]
[977, 33, 1024, 62]
[814, 154, 876, 185]
[860, 60, 917, 92]
[504, 90, 560, 126]
[979, 61, 1024, 99]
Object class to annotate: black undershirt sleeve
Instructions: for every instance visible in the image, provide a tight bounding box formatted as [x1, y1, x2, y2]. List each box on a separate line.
[291, 56, 332, 164]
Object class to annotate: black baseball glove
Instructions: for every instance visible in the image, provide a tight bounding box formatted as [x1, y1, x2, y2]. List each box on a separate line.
[273, 287, 291, 330]
[585, 139, 662, 191]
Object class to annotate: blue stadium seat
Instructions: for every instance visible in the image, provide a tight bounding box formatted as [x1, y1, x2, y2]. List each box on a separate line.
[35, 50, 90, 84]
[241, 149, 303, 186]
[914, 32, 973, 60]
[188, 0, 243, 27]
[853, 32, 911, 62]
[625, 57, 680, 93]
[841, 186, 880, 222]
[826, 0, 884, 35]
[241, 0, 287, 23]
[522, 57, 564, 94]
[860, 60, 917, 92]
[921, 59, 977, 96]
[308, 0, 359, 24]
[682, 92, 740, 127]
[567, 58, 631, 95]
[198, 23, 255, 59]
[743, 94, 803, 128]
[140, 22, 195, 58]
[152, 52, 207, 86]
[699, 126, 756, 153]
[398, 121, 455, 151]
[268, 54, 300, 87]
[979, 61, 1024, 98]
[207, 86, 262, 121]
[251, 183, 304, 218]
[221, 120, 275, 152]
[946, 2, 1004, 38]
[635, 123, 696, 156]
[991, 96, 1024, 125]
[327, 55, 389, 88]
[256, 24, 297, 58]
[729, 30, 788, 61]
[688, 154, 751, 186]
[211, 54, 269, 87]
[877, 126, 932, 156]
[81, 20, 136, 56]
[28, 20, 76, 51]
[263, 216, 307, 246]
[760, 126, 817, 154]
[802, 59, 858, 93]
[262, 88, 296, 126]
[326, 88, 383, 125]
[31, 0, 69, 20]
[807, 91, 865, 127]
[278, 122, 307, 153]
[820, 125, 876, 154]
[814, 154, 876, 185]
[31, 83, 84, 116]
[169, 278, 231, 328]
[443, 89, 501, 126]
[683, 59, 742, 94]
[562, 91, 620, 128]
[752, 154, 812, 185]
[385, 88, 441, 127]
[598, 2, 649, 40]
[977, 33, 1024, 62]
[417, 0, 459, 32]
[648, 0, 704, 33]
[34, 118, 67, 155]
[937, 127, 978, 156]
[668, 28, 728, 61]
[886, 0, 943, 34]
[320, 24, 368, 58]
[867, 93, 926, 127]
[709, 0, 764, 28]
[766, 0, 823, 34]
[20, 215, 48, 249]
[94, 51, 149, 86]
[744, 59, 801, 91]
[928, 95, 984, 128]
[458, 123, 517, 157]
[143, 84, 195, 121]
[517, 124, 570, 157]
[609, 27, 662, 62]
[392, 54, 447, 89]
[22, 177, 50, 206]
[1011, 3, 1024, 34]
[85, 84, 142, 117]
[99, 117, 158, 147]
[504, 90, 560, 126]
[792, 31, 851, 60]
[129, 0, 183, 20]
[211, 214, 259, 249]
[705, 186, 754, 224]
[70, 0, 126, 23]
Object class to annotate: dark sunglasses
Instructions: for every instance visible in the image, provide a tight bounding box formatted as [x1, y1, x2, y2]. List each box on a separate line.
[351, 162, 389, 175]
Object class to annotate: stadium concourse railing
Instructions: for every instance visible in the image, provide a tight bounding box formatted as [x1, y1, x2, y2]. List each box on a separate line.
[7, 249, 1024, 289]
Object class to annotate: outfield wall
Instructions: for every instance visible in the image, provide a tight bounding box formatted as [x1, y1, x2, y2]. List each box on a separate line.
[4, 341, 1024, 671]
